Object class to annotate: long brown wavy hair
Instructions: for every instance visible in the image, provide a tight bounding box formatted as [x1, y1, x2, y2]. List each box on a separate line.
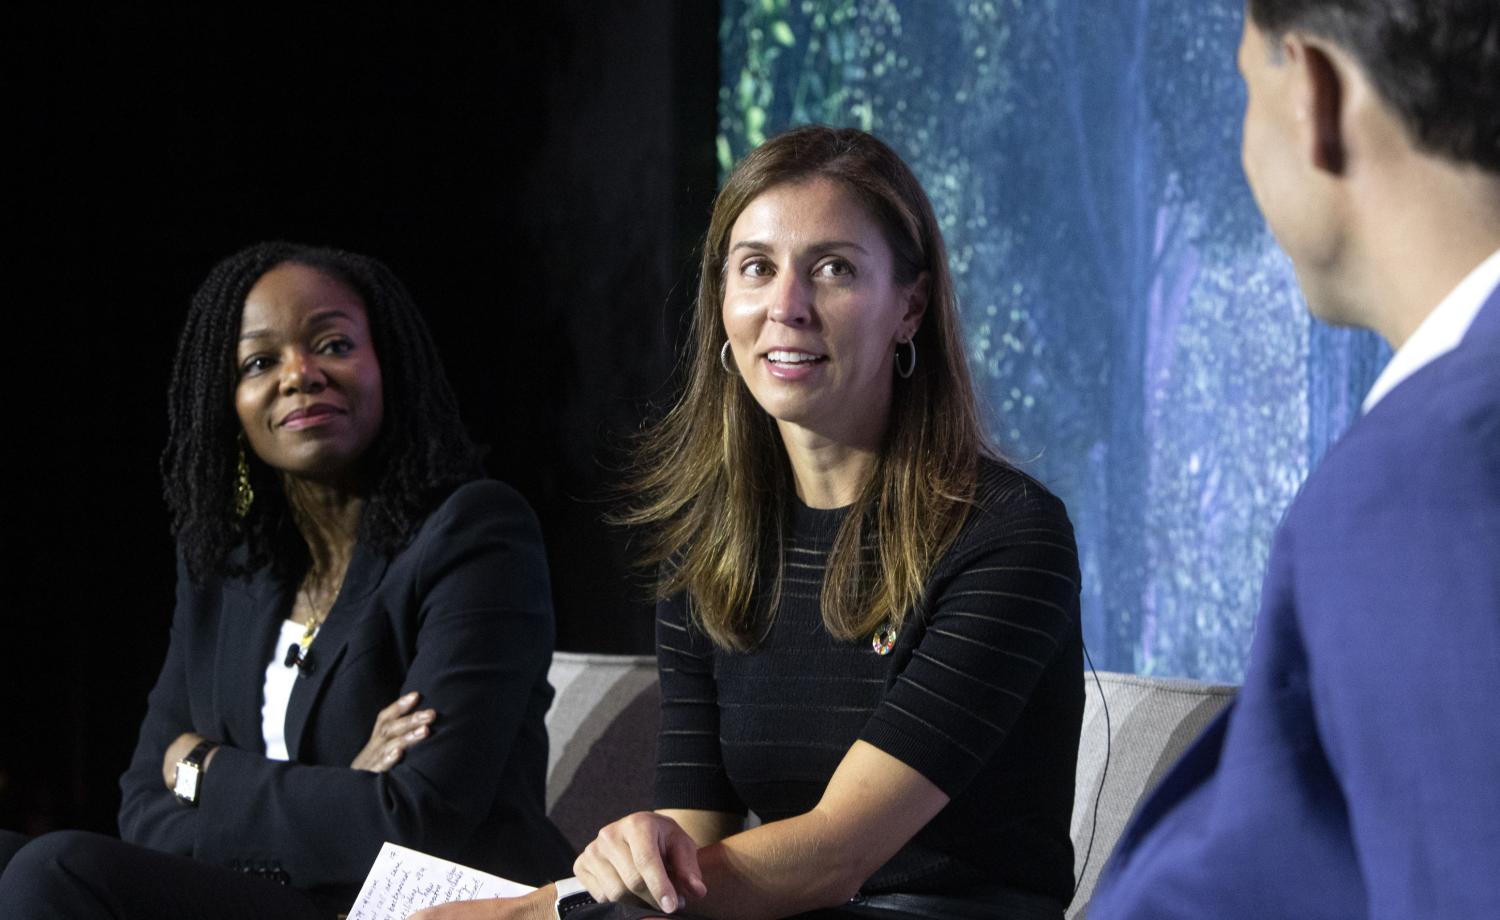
[622, 125, 993, 650]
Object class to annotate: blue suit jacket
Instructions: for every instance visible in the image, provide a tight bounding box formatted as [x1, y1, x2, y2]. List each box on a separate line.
[1090, 284, 1500, 919]
[118, 480, 575, 909]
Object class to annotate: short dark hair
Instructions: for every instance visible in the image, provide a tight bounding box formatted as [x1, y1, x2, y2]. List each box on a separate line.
[1249, 0, 1500, 173]
[162, 241, 485, 580]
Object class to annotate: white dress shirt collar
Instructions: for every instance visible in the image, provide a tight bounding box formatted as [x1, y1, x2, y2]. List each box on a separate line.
[1363, 248, 1500, 413]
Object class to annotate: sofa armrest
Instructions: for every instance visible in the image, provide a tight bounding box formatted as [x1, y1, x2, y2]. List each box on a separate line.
[545, 652, 661, 851]
[1069, 671, 1236, 917]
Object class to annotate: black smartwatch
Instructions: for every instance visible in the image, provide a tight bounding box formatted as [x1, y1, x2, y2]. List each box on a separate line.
[173, 740, 218, 806]
[554, 877, 597, 918]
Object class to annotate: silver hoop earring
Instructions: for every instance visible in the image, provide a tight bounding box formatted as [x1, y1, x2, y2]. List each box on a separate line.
[720, 341, 739, 376]
[895, 338, 917, 379]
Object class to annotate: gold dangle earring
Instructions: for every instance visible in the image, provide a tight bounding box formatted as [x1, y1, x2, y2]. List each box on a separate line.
[234, 437, 255, 518]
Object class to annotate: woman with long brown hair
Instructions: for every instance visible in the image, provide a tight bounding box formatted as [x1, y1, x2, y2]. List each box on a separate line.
[421, 125, 1083, 920]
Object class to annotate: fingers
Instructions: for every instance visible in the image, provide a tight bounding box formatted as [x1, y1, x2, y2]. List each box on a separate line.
[383, 707, 437, 742]
[631, 837, 680, 913]
[373, 710, 437, 769]
[353, 692, 438, 772]
[575, 813, 700, 913]
[573, 859, 613, 905]
[377, 691, 421, 726]
[576, 833, 637, 904]
[662, 830, 707, 900]
[377, 691, 436, 752]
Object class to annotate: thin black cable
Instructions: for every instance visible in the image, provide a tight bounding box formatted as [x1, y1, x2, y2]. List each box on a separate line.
[1072, 635, 1111, 900]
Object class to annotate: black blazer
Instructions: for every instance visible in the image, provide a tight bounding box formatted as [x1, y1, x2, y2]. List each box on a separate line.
[118, 480, 575, 907]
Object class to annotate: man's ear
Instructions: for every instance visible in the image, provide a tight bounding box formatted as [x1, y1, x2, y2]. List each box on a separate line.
[1294, 37, 1347, 175]
[900, 270, 930, 337]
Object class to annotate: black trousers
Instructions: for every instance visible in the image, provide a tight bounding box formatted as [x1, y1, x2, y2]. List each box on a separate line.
[0, 829, 332, 920]
[567, 886, 1065, 920]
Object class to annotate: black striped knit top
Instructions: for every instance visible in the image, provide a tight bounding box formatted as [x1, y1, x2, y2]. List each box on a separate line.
[654, 458, 1084, 904]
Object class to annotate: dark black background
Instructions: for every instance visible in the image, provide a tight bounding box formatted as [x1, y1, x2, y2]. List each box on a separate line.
[4, 2, 719, 838]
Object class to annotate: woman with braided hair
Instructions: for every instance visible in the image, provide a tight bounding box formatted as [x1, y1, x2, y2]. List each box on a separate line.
[0, 242, 574, 918]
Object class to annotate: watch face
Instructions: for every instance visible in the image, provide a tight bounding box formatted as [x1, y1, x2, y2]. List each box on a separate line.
[174, 761, 201, 802]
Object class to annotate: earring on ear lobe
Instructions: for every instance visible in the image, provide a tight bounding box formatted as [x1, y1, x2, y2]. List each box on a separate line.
[895, 337, 917, 379]
[234, 438, 255, 518]
[720, 341, 740, 376]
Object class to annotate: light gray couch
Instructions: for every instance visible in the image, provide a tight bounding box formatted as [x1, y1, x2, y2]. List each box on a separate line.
[543, 652, 1235, 918]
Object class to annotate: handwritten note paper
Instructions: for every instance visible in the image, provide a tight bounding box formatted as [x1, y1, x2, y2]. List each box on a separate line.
[347, 842, 535, 920]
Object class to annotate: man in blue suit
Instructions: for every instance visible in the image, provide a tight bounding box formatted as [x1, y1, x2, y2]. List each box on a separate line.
[1089, 1, 1500, 917]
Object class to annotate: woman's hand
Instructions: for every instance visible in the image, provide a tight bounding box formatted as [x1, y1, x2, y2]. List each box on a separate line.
[407, 885, 558, 920]
[161, 732, 218, 790]
[351, 691, 437, 772]
[575, 811, 708, 913]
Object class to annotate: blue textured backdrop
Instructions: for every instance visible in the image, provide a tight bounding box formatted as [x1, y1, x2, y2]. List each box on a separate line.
[719, 0, 1389, 681]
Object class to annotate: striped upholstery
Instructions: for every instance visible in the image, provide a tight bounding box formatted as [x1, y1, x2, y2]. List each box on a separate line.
[545, 652, 660, 850]
[542, 654, 1236, 916]
[1068, 671, 1236, 918]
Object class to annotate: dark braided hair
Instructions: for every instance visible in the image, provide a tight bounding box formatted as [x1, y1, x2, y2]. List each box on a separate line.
[162, 241, 485, 581]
